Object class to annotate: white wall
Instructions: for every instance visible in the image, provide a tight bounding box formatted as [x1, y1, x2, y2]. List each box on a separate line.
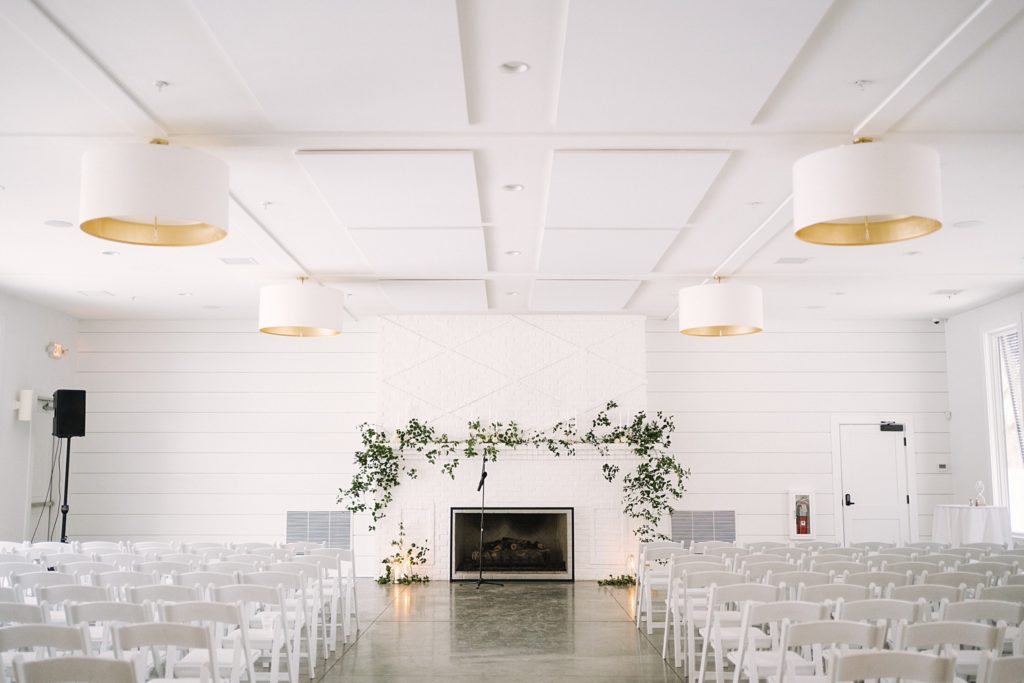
[72, 318, 378, 570]
[378, 315, 648, 580]
[0, 291, 78, 542]
[945, 289, 1024, 505]
[647, 318, 952, 542]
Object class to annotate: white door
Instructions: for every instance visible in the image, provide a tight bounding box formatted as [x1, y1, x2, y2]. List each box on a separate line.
[838, 424, 912, 545]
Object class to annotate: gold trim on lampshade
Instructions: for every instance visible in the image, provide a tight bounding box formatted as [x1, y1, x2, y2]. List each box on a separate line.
[79, 142, 230, 247]
[792, 141, 942, 246]
[258, 324, 341, 338]
[680, 323, 763, 337]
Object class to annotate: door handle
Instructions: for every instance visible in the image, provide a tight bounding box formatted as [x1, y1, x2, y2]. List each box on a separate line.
[844, 493, 855, 506]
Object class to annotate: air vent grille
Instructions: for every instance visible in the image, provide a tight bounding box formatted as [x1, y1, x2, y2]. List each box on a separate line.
[286, 510, 352, 548]
[670, 510, 736, 547]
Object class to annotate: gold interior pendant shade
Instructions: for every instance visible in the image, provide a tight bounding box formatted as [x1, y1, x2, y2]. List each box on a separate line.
[792, 139, 942, 246]
[79, 140, 230, 247]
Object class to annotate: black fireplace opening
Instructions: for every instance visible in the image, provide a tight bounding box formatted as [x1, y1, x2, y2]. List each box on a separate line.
[450, 507, 574, 581]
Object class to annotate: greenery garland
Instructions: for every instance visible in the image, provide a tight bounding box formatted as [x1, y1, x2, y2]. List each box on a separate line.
[338, 400, 688, 542]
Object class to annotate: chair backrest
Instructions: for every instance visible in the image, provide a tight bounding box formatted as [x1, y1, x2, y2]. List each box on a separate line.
[181, 542, 229, 553]
[129, 542, 177, 554]
[744, 541, 788, 553]
[40, 553, 93, 566]
[95, 553, 146, 570]
[77, 542, 123, 554]
[213, 583, 283, 609]
[13, 572, 77, 592]
[0, 586, 18, 603]
[703, 546, 748, 560]
[887, 547, 922, 557]
[828, 650, 956, 682]
[838, 598, 920, 625]
[204, 561, 260, 575]
[225, 554, 269, 566]
[739, 552, 788, 566]
[65, 601, 149, 629]
[113, 622, 217, 680]
[907, 542, 949, 552]
[884, 560, 942, 577]
[978, 585, 1024, 602]
[172, 571, 239, 598]
[0, 623, 88, 654]
[13, 655, 139, 683]
[925, 571, 987, 593]
[745, 598, 827, 626]
[944, 599, 1024, 626]
[134, 561, 193, 578]
[958, 562, 1012, 581]
[890, 583, 963, 608]
[812, 560, 869, 577]
[690, 540, 734, 553]
[682, 570, 746, 591]
[844, 571, 909, 592]
[978, 653, 1024, 683]
[963, 542, 1005, 552]
[866, 553, 916, 568]
[36, 584, 110, 608]
[0, 602, 44, 625]
[60, 561, 117, 581]
[946, 547, 987, 561]
[916, 553, 966, 568]
[281, 541, 324, 554]
[982, 555, 1020, 567]
[241, 570, 302, 592]
[901, 620, 1004, 653]
[769, 570, 830, 599]
[850, 541, 895, 552]
[744, 561, 794, 581]
[799, 582, 870, 604]
[248, 547, 292, 562]
[126, 584, 200, 605]
[153, 553, 203, 567]
[93, 571, 159, 594]
[643, 546, 682, 564]
[1006, 574, 1024, 586]
[819, 547, 863, 559]
[232, 542, 274, 552]
[708, 582, 780, 610]
[795, 541, 839, 551]
[780, 619, 884, 678]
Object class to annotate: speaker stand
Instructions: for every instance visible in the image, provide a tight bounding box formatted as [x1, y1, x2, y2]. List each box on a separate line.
[59, 437, 72, 543]
[473, 456, 502, 589]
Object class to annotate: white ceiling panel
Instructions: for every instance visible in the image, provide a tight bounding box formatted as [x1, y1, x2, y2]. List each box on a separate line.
[754, 0, 981, 131]
[192, 0, 467, 130]
[380, 280, 488, 312]
[897, 12, 1024, 133]
[539, 229, 678, 275]
[0, 14, 128, 134]
[351, 228, 487, 275]
[545, 151, 730, 228]
[297, 151, 482, 228]
[531, 280, 640, 312]
[556, 0, 831, 130]
[38, 0, 271, 135]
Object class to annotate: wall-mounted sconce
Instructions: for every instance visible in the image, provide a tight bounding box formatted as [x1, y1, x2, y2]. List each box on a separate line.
[46, 342, 68, 359]
[14, 389, 34, 422]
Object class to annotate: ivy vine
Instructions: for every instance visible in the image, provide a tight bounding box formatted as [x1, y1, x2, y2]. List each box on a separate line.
[338, 401, 688, 542]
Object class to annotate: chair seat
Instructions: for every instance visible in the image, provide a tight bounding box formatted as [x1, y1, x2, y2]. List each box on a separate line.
[953, 649, 983, 674]
[728, 649, 814, 675]
[699, 626, 772, 648]
[178, 647, 263, 671]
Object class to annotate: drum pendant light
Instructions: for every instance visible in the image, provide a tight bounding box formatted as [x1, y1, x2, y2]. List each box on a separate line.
[258, 279, 345, 337]
[678, 280, 763, 337]
[79, 139, 229, 246]
[792, 139, 942, 246]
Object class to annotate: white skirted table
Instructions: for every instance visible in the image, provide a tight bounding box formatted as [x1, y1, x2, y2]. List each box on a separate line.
[932, 504, 1013, 547]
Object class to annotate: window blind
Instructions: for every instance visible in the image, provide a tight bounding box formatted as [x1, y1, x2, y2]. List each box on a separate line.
[998, 330, 1024, 467]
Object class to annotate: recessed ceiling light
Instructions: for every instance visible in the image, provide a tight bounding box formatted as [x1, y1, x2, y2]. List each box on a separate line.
[78, 290, 114, 297]
[220, 257, 259, 266]
[932, 289, 963, 296]
[905, 250, 922, 256]
[505, 250, 522, 256]
[775, 257, 810, 265]
[44, 219, 74, 228]
[502, 183, 525, 192]
[178, 292, 193, 297]
[832, 291, 845, 296]
[505, 291, 519, 297]
[500, 61, 530, 74]
[806, 305, 826, 310]
[202, 305, 222, 310]
[952, 220, 985, 228]
[101, 250, 119, 256]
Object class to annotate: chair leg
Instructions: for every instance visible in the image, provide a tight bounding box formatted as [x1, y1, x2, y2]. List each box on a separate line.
[697, 627, 710, 683]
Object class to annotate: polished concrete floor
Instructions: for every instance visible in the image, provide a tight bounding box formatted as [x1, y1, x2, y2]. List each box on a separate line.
[315, 580, 683, 682]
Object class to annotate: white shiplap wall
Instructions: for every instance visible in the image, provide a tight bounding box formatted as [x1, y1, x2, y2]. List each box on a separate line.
[71, 319, 378, 567]
[647, 319, 952, 543]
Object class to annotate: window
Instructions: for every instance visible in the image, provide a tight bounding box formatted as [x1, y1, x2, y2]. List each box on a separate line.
[989, 327, 1024, 533]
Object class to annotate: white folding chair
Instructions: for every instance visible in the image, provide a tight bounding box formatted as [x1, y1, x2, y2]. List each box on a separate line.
[776, 619, 884, 682]
[94, 572, 159, 602]
[11, 574, 76, 606]
[662, 569, 743, 676]
[828, 649, 955, 682]
[768, 571, 830, 601]
[946, 547, 988, 562]
[925, 571, 987, 598]
[12, 655, 139, 683]
[215, 584, 297, 683]
[280, 543, 323, 555]
[798, 583, 870, 609]
[241, 572, 316, 678]
[744, 541, 789, 553]
[308, 548, 359, 643]
[77, 541, 125, 555]
[35, 585, 110, 624]
[0, 624, 89, 683]
[160, 601, 257, 683]
[837, 598, 921, 649]
[850, 541, 895, 552]
[963, 542, 1006, 554]
[744, 561, 795, 583]
[729, 600, 828, 682]
[65, 601, 149, 656]
[843, 571, 909, 598]
[97, 554, 149, 571]
[0, 589, 17, 605]
[809, 561, 869, 581]
[59, 562, 117, 585]
[0, 604, 43, 627]
[232, 544, 274, 553]
[977, 652, 1024, 683]
[957, 561, 1013, 587]
[39, 554, 93, 568]
[266, 563, 328, 665]
[794, 541, 839, 552]
[695, 582, 780, 683]
[890, 584, 962, 620]
[637, 547, 690, 633]
[128, 542, 179, 558]
[125, 585, 200, 620]
[900, 620, 1004, 680]
[691, 541, 735, 554]
[113, 622, 218, 683]
[945, 599, 1023, 656]
[172, 572, 240, 601]
[907, 542, 949, 553]
[203, 562, 261, 577]
[979, 585, 1024, 603]
[659, 561, 729, 667]
[134, 562, 193, 583]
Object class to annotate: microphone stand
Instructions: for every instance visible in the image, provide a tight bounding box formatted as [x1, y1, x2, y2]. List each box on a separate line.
[474, 454, 503, 589]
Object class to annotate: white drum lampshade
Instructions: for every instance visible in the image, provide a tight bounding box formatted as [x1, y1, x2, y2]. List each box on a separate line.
[79, 141, 229, 246]
[258, 281, 345, 337]
[678, 282, 763, 337]
[792, 141, 941, 246]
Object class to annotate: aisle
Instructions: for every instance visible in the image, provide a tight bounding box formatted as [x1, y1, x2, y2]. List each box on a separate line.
[317, 581, 682, 682]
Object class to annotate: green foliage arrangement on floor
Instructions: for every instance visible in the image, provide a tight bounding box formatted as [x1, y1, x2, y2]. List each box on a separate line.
[377, 522, 431, 585]
[597, 574, 637, 587]
[339, 400, 688, 542]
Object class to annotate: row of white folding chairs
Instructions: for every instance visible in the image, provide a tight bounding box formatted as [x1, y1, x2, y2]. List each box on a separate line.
[658, 559, 1024, 678]
[667, 577, 1024, 683]
[0, 549, 358, 648]
[0, 591, 304, 683]
[0, 540, 328, 561]
[0, 582, 322, 683]
[635, 542, 1024, 632]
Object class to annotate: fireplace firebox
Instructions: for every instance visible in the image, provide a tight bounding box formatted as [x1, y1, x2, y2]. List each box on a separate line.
[450, 507, 574, 581]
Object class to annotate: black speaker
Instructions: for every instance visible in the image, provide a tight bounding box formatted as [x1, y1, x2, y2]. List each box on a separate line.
[53, 389, 86, 438]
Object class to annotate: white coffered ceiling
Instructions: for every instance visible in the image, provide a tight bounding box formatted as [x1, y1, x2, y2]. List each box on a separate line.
[0, 0, 1023, 321]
